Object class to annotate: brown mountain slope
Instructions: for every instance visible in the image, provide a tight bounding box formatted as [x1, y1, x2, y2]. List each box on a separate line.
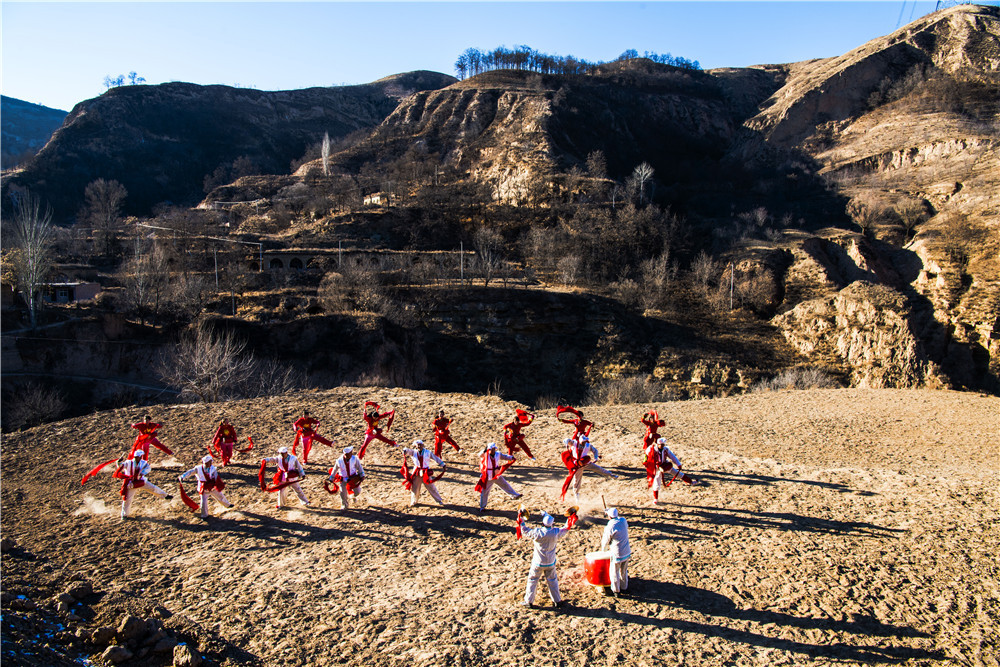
[747, 4, 1000, 145]
[751, 5, 1000, 391]
[1, 72, 456, 219]
[245, 8, 998, 393]
[1, 387, 997, 665]
[0, 95, 67, 169]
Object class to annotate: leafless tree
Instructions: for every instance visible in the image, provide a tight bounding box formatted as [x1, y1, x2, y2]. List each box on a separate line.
[690, 251, 718, 294]
[241, 358, 306, 398]
[120, 244, 168, 324]
[586, 150, 607, 180]
[629, 162, 654, 205]
[159, 325, 255, 403]
[2, 382, 66, 430]
[639, 249, 676, 310]
[84, 178, 127, 256]
[321, 132, 331, 177]
[847, 198, 881, 237]
[474, 226, 504, 287]
[895, 200, 926, 243]
[8, 189, 54, 328]
[557, 254, 580, 285]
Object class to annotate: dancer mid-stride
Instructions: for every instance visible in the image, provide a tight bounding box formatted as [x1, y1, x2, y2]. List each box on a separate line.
[129, 414, 173, 461]
[260, 447, 310, 510]
[640, 410, 665, 450]
[113, 450, 172, 520]
[291, 410, 334, 465]
[560, 436, 618, 501]
[360, 401, 397, 459]
[503, 409, 536, 460]
[556, 405, 593, 444]
[400, 440, 446, 507]
[475, 442, 521, 513]
[645, 437, 699, 503]
[432, 410, 463, 457]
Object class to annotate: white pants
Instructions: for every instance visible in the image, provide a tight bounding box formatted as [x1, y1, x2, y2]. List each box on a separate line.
[525, 564, 561, 605]
[651, 468, 674, 492]
[277, 482, 308, 508]
[609, 558, 630, 593]
[340, 483, 361, 509]
[199, 489, 232, 518]
[121, 481, 168, 517]
[410, 477, 444, 506]
[479, 476, 520, 510]
[572, 462, 616, 498]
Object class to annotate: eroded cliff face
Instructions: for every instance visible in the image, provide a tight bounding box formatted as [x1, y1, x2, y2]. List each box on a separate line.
[749, 5, 1000, 392]
[748, 5, 1000, 146]
[774, 281, 944, 388]
[773, 230, 997, 390]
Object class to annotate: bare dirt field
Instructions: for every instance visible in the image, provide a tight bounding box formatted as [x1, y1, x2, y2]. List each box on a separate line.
[2, 387, 997, 666]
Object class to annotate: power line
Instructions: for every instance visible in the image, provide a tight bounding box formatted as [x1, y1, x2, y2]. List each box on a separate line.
[1, 334, 159, 345]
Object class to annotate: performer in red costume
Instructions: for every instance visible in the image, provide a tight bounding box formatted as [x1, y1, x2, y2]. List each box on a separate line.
[179, 455, 233, 519]
[210, 417, 239, 466]
[476, 442, 521, 513]
[645, 437, 699, 503]
[260, 447, 310, 510]
[113, 450, 172, 520]
[359, 401, 396, 459]
[129, 414, 173, 460]
[556, 405, 593, 443]
[400, 440, 446, 507]
[502, 409, 536, 460]
[326, 446, 365, 510]
[432, 410, 463, 457]
[291, 409, 334, 465]
[559, 436, 618, 501]
[640, 410, 666, 450]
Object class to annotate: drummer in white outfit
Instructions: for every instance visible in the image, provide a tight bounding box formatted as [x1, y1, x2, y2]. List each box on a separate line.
[519, 512, 572, 609]
[600, 507, 631, 595]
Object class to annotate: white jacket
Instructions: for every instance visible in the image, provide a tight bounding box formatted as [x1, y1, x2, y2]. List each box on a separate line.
[120, 458, 151, 481]
[335, 454, 364, 480]
[601, 517, 632, 563]
[402, 448, 443, 475]
[180, 463, 218, 483]
[264, 454, 304, 481]
[523, 525, 570, 568]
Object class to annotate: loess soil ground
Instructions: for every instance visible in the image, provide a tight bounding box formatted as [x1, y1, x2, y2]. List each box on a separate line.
[1, 387, 998, 666]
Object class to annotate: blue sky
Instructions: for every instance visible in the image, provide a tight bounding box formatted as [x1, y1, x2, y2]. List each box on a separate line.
[2, 1, 992, 112]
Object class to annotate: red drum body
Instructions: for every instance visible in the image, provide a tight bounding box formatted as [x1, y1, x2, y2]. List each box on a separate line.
[585, 551, 612, 586]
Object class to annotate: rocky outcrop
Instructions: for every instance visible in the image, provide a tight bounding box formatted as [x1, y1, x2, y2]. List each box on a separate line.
[311, 65, 750, 205]
[774, 281, 945, 388]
